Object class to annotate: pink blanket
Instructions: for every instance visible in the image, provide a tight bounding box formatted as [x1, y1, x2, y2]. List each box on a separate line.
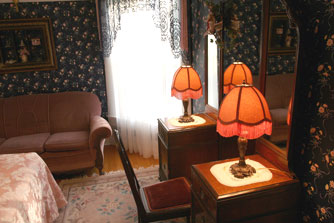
[0, 152, 67, 222]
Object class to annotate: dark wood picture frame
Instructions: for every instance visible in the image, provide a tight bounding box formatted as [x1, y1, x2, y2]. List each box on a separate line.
[0, 18, 57, 74]
[268, 14, 297, 54]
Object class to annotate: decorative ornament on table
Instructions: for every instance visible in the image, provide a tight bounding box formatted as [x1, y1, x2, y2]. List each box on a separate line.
[204, 0, 240, 49]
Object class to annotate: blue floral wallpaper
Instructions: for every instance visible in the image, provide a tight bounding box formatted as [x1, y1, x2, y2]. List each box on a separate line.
[191, 0, 297, 113]
[283, 0, 334, 222]
[0, 1, 108, 117]
[190, 0, 208, 113]
[191, 0, 263, 113]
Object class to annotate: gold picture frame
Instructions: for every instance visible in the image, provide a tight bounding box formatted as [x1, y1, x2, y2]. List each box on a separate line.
[268, 14, 297, 54]
[0, 18, 57, 74]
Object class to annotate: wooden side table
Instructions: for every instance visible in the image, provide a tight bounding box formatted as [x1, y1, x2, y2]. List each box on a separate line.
[158, 113, 219, 182]
[191, 154, 300, 223]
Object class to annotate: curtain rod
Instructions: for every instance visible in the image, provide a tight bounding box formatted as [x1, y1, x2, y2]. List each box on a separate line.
[1, 0, 89, 3]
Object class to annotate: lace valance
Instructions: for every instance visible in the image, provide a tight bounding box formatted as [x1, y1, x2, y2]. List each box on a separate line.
[100, 0, 181, 58]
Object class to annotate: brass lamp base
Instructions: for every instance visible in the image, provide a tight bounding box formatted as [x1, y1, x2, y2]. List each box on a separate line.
[230, 136, 256, 179]
[230, 162, 256, 179]
[178, 115, 194, 123]
[178, 99, 194, 123]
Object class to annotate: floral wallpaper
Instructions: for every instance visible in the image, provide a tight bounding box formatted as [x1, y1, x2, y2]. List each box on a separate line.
[283, 0, 334, 222]
[0, 1, 108, 117]
[191, 0, 297, 113]
[223, 0, 262, 76]
[190, 0, 208, 113]
[191, 0, 263, 113]
[267, 54, 296, 75]
[267, 0, 296, 76]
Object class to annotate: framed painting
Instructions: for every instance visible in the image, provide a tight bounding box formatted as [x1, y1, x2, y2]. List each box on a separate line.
[268, 14, 297, 54]
[0, 18, 57, 74]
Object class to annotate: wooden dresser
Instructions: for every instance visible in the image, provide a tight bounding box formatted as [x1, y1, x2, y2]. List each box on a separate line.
[191, 154, 300, 223]
[158, 113, 219, 181]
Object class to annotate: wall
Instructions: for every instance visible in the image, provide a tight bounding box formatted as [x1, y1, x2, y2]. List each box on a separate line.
[284, 1, 334, 222]
[0, 1, 108, 117]
[191, 0, 297, 114]
[191, 0, 262, 113]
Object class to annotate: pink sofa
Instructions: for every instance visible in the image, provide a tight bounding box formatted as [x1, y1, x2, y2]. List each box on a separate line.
[0, 91, 111, 175]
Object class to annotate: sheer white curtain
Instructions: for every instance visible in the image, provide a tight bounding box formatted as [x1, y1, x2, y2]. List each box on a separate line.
[105, 11, 182, 159]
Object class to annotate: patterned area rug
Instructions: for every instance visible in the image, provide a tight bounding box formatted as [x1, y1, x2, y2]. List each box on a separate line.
[55, 166, 186, 223]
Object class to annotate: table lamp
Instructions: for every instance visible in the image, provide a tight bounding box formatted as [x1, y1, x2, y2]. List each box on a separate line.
[171, 65, 203, 123]
[224, 62, 253, 94]
[217, 82, 272, 178]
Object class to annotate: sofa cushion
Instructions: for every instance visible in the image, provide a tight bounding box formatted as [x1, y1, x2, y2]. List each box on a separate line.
[0, 133, 50, 154]
[270, 108, 288, 126]
[44, 131, 89, 152]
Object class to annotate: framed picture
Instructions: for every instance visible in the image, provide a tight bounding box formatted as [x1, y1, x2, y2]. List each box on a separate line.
[268, 14, 297, 54]
[0, 18, 57, 74]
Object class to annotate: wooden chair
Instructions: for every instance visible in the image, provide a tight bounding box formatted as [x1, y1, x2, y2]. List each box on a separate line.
[112, 129, 191, 223]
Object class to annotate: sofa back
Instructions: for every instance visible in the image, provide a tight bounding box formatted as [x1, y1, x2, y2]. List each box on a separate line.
[49, 91, 101, 133]
[2, 94, 50, 138]
[265, 73, 296, 109]
[0, 91, 101, 138]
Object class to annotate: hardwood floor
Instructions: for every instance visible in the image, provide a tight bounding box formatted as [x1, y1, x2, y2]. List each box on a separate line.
[87, 145, 159, 176]
[104, 145, 159, 171]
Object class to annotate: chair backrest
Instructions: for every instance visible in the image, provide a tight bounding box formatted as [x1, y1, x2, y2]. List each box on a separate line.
[112, 129, 146, 215]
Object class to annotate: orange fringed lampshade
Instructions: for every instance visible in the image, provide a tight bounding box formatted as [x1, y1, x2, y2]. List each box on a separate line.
[217, 83, 272, 139]
[171, 65, 203, 100]
[217, 83, 272, 179]
[224, 62, 253, 94]
[171, 65, 203, 123]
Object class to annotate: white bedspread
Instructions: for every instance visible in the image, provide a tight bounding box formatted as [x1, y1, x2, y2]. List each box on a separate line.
[0, 152, 67, 223]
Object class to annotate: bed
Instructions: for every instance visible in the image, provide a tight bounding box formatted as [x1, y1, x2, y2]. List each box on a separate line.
[0, 152, 67, 222]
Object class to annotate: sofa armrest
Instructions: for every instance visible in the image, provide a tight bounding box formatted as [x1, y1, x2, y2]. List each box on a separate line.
[89, 115, 112, 174]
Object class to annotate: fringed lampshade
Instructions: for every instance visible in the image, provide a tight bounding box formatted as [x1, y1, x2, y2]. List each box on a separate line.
[224, 62, 253, 94]
[171, 65, 203, 123]
[217, 82, 272, 178]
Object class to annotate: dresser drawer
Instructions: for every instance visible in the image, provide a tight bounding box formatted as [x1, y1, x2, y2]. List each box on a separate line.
[191, 169, 217, 219]
[192, 191, 215, 223]
[158, 137, 168, 180]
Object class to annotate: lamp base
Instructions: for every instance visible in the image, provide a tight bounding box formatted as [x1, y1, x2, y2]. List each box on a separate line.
[229, 136, 256, 179]
[178, 115, 194, 123]
[230, 162, 256, 179]
[178, 99, 194, 123]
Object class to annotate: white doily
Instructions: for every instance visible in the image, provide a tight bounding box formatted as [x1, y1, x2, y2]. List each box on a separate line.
[168, 115, 206, 127]
[210, 159, 273, 187]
